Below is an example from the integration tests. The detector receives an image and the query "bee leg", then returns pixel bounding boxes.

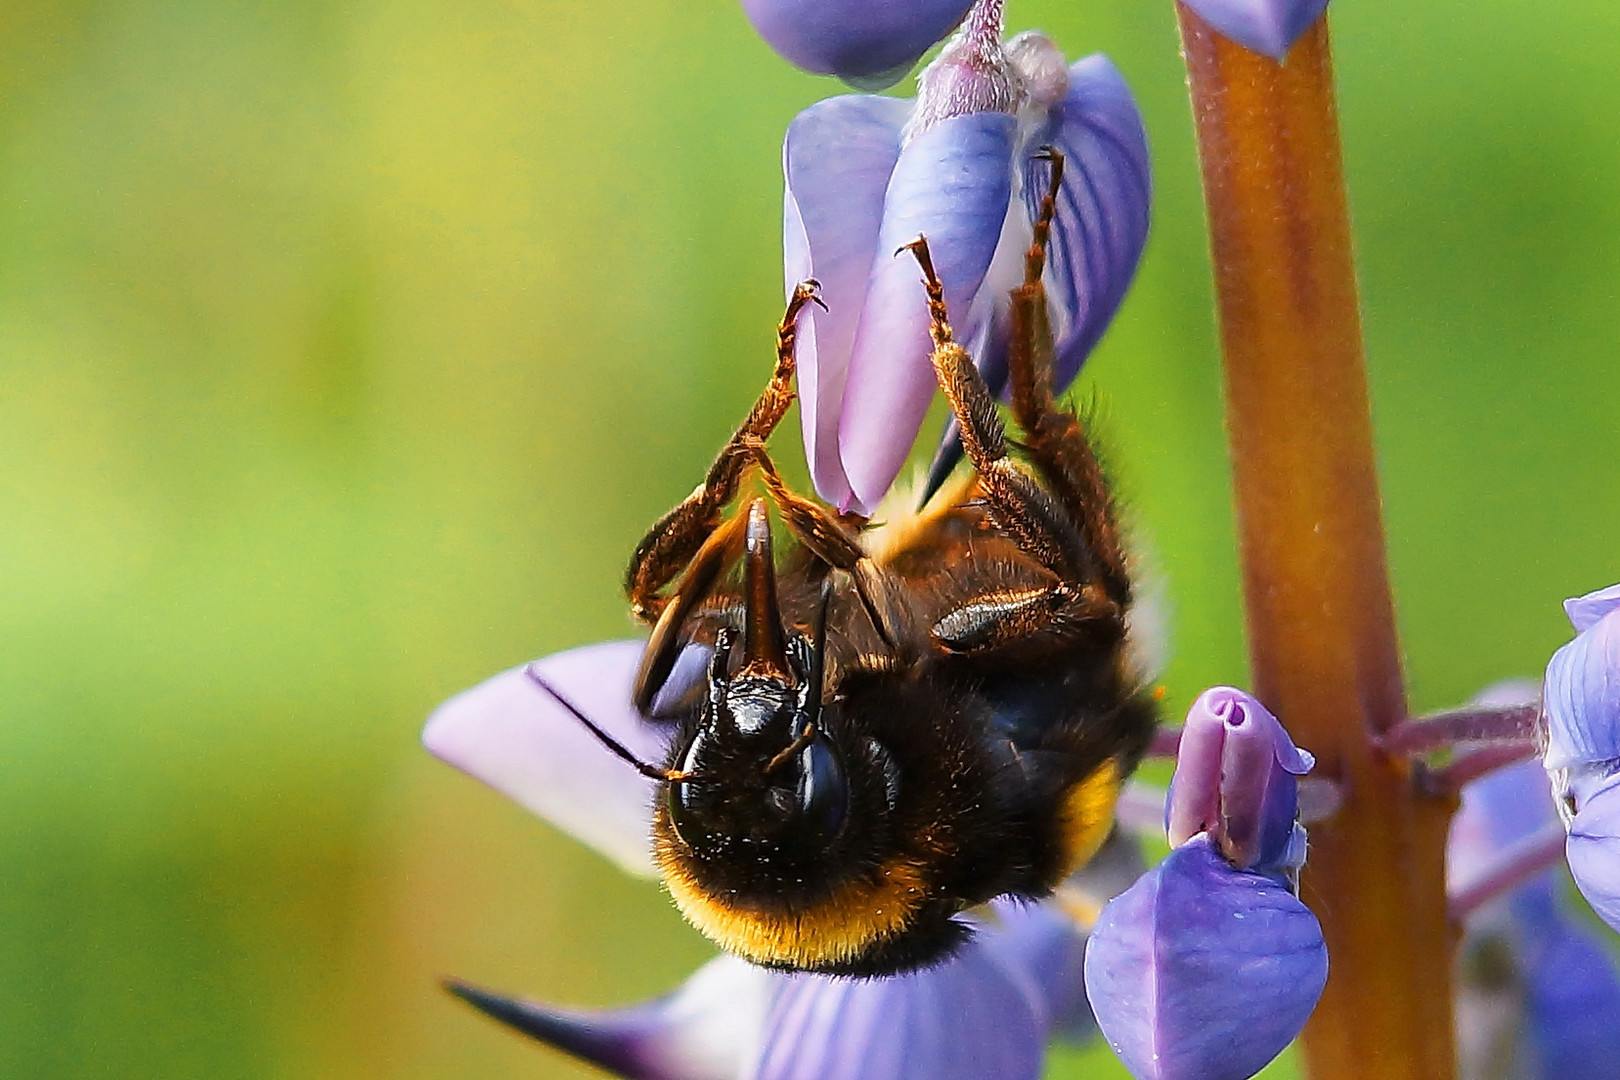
[1003,148,1130,605]
[748,446,897,650]
[903,237,1099,592]
[624,280,825,624]
[632,509,750,715]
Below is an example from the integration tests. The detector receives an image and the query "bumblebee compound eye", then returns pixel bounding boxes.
[793,735,849,847]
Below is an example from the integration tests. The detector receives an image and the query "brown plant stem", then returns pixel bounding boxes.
[1175,9,1457,1080]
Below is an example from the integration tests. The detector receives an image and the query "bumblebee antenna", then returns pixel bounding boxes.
[523,665,701,784]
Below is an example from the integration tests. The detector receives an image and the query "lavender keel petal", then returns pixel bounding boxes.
[783,95,910,507]
[837,111,1016,512]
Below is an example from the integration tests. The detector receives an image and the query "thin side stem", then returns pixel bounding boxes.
[1448,824,1568,923]
[1175,9,1457,1080]
[1381,703,1541,756]
[1419,744,1540,797]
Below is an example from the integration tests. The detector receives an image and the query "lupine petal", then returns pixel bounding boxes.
[748,934,1044,1080]
[449,954,777,1080]
[1566,773,1620,934]
[1521,918,1620,1080]
[984,832,1148,1042]
[1084,836,1327,1080]
[422,640,668,877]
[1166,687,1312,872]
[783,95,911,508]
[1542,598,1620,774]
[740,0,976,86]
[985,900,1092,1041]
[1019,54,1151,391]
[1566,583,1620,633]
[838,111,1016,513]
[1180,0,1331,62]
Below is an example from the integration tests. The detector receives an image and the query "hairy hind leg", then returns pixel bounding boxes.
[1003,148,1130,604]
[902,236,1118,652]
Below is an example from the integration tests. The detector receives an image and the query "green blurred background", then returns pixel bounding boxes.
[0,0,1616,1076]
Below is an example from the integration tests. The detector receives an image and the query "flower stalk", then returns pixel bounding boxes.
[1175,7,1457,1079]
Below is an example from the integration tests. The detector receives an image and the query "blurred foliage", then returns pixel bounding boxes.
[0,0,1616,1077]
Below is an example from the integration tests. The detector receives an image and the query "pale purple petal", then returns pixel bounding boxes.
[984,900,1092,1041]
[1566,583,1620,633]
[1520,918,1620,1080]
[1166,687,1312,871]
[741,0,976,85]
[449,954,776,1080]
[1181,0,1331,62]
[1448,758,1560,904]
[1567,774,1620,934]
[422,641,668,877]
[1084,836,1327,1080]
[1542,599,1620,773]
[1020,54,1151,391]
[783,95,910,508]
[749,935,1043,1080]
[838,111,1017,513]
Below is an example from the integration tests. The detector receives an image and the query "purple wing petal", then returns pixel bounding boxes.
[784,95,911,509]
[1020,54,1151,391]
[449,954,777,1080]
[741,0,976,86]
[422,641,669,877]
[1566,582,1620,633]
[1084,837,1327,1080]
[749,935,1044,1080]
[1543,603,1620,774]
[838,111,1017,513]
[1180,0,1331,62]
[1567,775,1620,934]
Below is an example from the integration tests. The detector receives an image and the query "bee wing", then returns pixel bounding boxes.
[423,640,671,878]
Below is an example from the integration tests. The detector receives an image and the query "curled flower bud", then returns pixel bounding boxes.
[740,0,977,88]
[1166,686,1314,873]
[1085,687,1326,1080]
[1180,0,1331,62]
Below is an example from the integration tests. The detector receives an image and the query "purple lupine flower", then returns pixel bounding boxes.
[1450,743,1620,1080]
[741,0,977,89]
[1542,582,1620,932]
[424,639,1142,1079]
[1179,0,1331,62]
[1084,687,1327,1080]
[783,0,1150,512]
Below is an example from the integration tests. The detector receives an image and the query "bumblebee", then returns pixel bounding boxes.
[540,152,1156,977]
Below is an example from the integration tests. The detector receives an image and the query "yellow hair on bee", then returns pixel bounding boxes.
[1055,757,1124,876]
[655,840,930,970]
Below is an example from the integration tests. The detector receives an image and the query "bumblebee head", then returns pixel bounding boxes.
[650,504,968,976]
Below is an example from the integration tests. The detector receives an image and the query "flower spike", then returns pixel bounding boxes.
[1179,0,1332,62]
